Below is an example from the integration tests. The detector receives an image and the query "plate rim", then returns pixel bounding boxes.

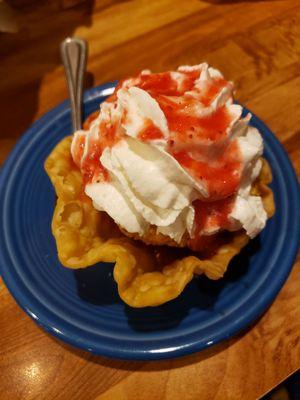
[0,82,299,360]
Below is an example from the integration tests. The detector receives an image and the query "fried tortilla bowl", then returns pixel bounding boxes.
[45,136,275,308]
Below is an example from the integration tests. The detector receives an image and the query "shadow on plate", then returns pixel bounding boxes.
[125,236,261,331]
[74,262,122,306]
[74,237,261,332]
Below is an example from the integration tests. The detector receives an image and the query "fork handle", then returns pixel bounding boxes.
[60,37,87,132]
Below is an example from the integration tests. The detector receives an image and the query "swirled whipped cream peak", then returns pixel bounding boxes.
[71,64,267,249]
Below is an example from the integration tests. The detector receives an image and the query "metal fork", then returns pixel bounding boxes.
[60,37,87,132]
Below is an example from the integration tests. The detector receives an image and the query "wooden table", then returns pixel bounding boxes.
[0,1,299,399]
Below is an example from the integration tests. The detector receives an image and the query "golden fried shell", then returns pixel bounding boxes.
[45,136,274,307]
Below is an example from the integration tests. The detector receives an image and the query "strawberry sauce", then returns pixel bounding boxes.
[159,98,231,142]
[72,134,85,169]
[188,197,234,251]
[81,139,110,184]
[138,119,164,141]
[74,67,241,248]
[83,110,100,130]
[80,119,121,184]
[136,68,241,247]
[200,77,227,106]
[173,140,241,199]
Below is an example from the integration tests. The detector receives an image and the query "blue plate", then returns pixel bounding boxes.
[0,82,299,360]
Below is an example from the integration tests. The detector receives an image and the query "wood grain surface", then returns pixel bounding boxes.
[0,1,299,399]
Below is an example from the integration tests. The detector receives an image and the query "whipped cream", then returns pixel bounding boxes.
[71,64,267,246]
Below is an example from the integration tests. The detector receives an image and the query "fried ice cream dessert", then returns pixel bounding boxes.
[45,64,275,307]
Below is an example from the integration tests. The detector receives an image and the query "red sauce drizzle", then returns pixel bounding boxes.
[189,197,234,251]
[136,70,241,198]
[173,140,241,199]
[158,98,231,142]
[138,72,179,96]
[73,135,85,168]
[181,69,202,92]
[136,69,240,246]
[83,111,100,130]
[140,76,230,143]
[138,119,164,141]
[200,78,227,106]
[81,120,121,185]
[105,79,126,103]
[81,139,110,184]
[76,69,240,248]
[138,69,201,97]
